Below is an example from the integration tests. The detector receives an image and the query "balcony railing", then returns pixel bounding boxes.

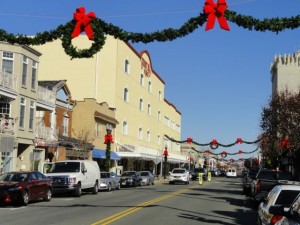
[37,86,56,106]
[0,71,17,92]
[35,125,58,141]
[0,116,15,134]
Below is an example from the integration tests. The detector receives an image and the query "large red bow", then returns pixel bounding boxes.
[163,150,169,156]
[203,0,230,31]
[211,139,218,146]
[279,138,289,149]
[238,150,243,155]
[104,134,114,144]
[236,138,243,144]
[187,137,193,144]
[71,7,96,39]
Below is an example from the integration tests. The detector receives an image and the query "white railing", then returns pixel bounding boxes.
[35,125,58,141]
[0,71,17,92]
[37,86,56,106]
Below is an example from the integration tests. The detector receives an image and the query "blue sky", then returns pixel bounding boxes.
[1,0,300,159]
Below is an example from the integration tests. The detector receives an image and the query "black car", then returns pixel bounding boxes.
[120,171,142,187]
[191,168,208,181]
[242,168,259,196]
[219,170,226,177]
[0,171,52,206]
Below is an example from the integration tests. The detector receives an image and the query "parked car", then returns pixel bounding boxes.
[250,168,293,205]
[243,168,259,196]
[226,168,237,178]
[46,160,100,197]
[257,182,300,225]
[191,168,208,181]
[0,171,52,206]
[139,171,155,186]
[219,170,226,177]
[120,171,142,187]
[169,168,190,184]
[269,192,300,225]
[99,172,121,191]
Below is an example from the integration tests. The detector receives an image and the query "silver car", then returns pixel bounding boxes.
[99,172,121,191]
[139,171,155,186]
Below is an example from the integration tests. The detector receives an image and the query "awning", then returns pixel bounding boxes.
[92,149,121,160]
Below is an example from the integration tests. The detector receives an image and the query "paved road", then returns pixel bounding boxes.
[0,176,257,225]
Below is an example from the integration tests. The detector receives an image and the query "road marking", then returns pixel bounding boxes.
[91,185,198,225]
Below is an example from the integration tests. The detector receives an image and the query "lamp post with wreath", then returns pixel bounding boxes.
[104,124,113,172]
[163,146,169,180]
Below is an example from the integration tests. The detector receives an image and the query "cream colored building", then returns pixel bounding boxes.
[271,51,300,94]
[33,35,186,174]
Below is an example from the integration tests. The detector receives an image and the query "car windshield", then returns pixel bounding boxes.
[194,168,205,173]
[140,172,149,176]
[0,173,28,182]
[49,162,80,173]
[122,172,136,176]
[172,169,186,174]
[100,173,110,178]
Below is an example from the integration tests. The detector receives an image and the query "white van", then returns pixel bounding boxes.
[226,168,237,178]
[45,160,100,197]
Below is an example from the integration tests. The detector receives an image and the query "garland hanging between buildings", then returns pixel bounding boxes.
[1,4,300,58]
[165,135,261,149]
[190,147,259,157]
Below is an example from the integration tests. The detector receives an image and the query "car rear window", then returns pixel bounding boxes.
[275,190,300,207]
[140,172,149,176]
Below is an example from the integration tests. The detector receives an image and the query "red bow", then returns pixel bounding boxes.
[211,139,218,146]
[205,150,211,154]
[187,137,193,144]
[203,0,230,31]
[104,134,114,144]
[163,150,169,156]
[236,138,243,144]
[238,150,243,155]
[279,138,289,149]
[71,7,96,39]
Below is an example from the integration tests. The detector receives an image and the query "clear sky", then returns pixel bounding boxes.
[1,0,300,160]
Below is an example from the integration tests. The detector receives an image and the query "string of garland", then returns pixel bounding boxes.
[1,9,300,58]
[164,134,261,149]
[191,147,259,156]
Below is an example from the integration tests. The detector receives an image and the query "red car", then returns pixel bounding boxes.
[0,171,52,206]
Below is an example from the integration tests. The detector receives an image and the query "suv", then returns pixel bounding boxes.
[191,168,208,181]
[169,168,190,184]
[250,168,293,205]
[46,160,100,197]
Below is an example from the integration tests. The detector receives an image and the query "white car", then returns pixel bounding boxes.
[169,168,190,184]
[257,182,300,225]
[226,168,237,178]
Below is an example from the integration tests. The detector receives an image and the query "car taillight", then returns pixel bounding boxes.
[5,195,11,203]
[270,215,283,225]
[256,181,261,192]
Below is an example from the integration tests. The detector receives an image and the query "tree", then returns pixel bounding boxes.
[72,129,95,159]
[259,89,300,171]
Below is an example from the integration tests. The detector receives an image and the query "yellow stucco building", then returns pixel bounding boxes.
[33,35,186,174]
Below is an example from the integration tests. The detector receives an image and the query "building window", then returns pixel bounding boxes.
[95,122,101,138]
[122,121,128,135]
[0,103,10,116]
[147,131,150,142]
[159,91,162,101]
[29,101,35,130]
[158,111,161,121]
[148,81,152,92]
[2,51,13,74]
[140,74,144,86]
[19,97,26,128]
[139,98,143,111]
[138,128,142,140]
[157,135,160,145]
[22,56,28,86]
[62,113,69,136]
[31,61,37,90]
[147,104,151,116]
[164,116,169,127]
[123,88,129,102]
[124,59,130,74]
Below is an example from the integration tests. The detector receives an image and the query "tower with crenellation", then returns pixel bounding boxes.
[270,51,300,95]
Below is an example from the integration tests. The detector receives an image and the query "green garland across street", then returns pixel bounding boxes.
[0,10,300,58]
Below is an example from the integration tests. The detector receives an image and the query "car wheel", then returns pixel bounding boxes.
[107,183,111,191]
[43,188,52,201]
[92,182,99,194]
[169,181,173,184]
[74,183,82,197]
[21,191,29,206]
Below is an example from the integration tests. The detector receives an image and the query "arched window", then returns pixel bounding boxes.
[157,135,161,145]
[123,88,129,102]
[124,59,130,74]
[158,91,162,101]
[148,81,152,92]
[140,74,144,86]
[147,104,151,116]
[138,128,143,140]
[147,131,151,142]
[139,98,143,111]
[158,110,161,121]
[122,121,128,135]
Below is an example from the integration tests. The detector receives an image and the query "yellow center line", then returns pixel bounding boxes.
[91,185,199,225]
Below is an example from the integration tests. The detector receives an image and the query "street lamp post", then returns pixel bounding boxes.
[163,146,169,180]
[104,124,113,172]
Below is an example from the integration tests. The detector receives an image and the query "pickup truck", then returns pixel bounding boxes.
[250,168,293,205]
